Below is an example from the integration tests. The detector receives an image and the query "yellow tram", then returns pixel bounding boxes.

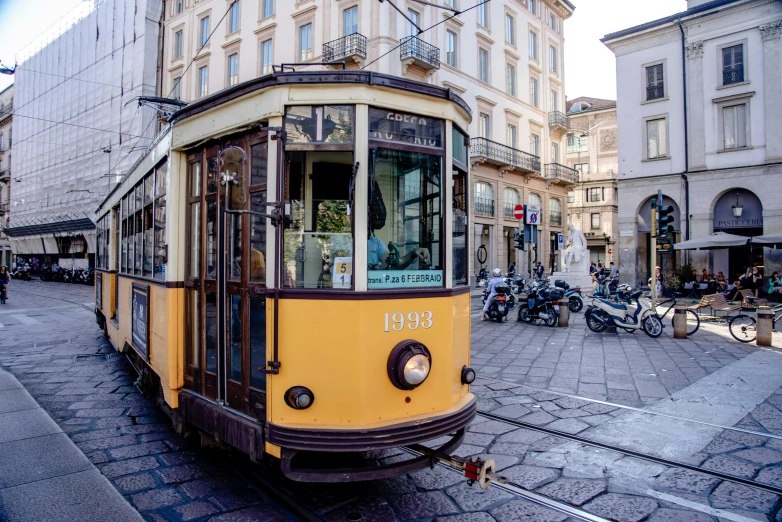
[93,70,475,481]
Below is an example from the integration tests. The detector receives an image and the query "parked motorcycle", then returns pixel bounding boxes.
[584,291,663,337]
[12,264,31,281]
[517,281,562,327]
[483,282,512,322]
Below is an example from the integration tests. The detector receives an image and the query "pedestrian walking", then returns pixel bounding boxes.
[508,261,516,276]
[609,261,617,279]
[0,266,9,299]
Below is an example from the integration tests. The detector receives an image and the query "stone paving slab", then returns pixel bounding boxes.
[0,366,143,522]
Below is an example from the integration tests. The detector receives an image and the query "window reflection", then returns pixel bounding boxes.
[283,151,353,289]
[205,292,217,372]
[229,295,242,382]
[250,297,266,390]
[367,149,443,289]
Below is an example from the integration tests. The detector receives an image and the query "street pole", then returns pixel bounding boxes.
[650,190,661,310]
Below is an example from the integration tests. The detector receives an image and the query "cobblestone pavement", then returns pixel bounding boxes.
[2,282,782,521]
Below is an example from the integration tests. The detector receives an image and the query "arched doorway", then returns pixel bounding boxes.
[713,189,763,280]
[637,194,682,282]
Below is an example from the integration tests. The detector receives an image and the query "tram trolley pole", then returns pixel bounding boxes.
[404,444,507,490]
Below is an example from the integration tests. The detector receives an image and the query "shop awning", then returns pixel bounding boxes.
[674,232,750,250]
[751,233,782,248]
[3,218,95,238]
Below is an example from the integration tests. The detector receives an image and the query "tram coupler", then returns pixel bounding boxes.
[405,444,507,490]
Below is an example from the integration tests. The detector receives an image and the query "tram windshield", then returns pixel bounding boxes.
[367,149,443,289]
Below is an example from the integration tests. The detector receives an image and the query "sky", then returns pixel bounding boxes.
[0,0,689,99]
[0,0,84,91]
[565,0,688,101]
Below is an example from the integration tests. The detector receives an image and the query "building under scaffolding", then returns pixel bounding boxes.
[7,0,162,269]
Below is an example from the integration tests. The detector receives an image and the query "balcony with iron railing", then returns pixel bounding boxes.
[0,104,12,119]
[548,111,569,131]
[544,163,579,185]
[474,197,495,217]
[504,203,520,219]
[723,66,744,85]
[400,36,440,70]
[646,83,665,101]
[0,169,8,181]
[470,137,541,174]
[323,33,367,65]
[549,211,562,226]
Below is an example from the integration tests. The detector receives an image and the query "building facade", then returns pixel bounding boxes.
[8,0,161,267]
[161,0,576,279]
[564,96,618,266]
[603,0,782,286]
[0,85,12,267]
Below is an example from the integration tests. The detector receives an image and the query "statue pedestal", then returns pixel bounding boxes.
[549,249,592,292]
[549,271,594,293]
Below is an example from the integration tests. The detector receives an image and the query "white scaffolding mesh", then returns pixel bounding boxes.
[10,0,162,243]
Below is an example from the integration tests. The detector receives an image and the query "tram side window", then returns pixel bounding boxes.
[154,161,168,280]
[96,214,110,270]
[117,161,168,279]
[453,127,469,286]
[283,151,354,289]
[143,175,154,277]
[367,149,443,289]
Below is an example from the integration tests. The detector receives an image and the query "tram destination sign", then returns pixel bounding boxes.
[369,108,443,149]
[368,270,444,289]
[131,283,150,361]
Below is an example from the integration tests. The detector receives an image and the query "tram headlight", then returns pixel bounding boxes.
[461,366,476,385]
[284,386,315,410]
[387,340,432,390]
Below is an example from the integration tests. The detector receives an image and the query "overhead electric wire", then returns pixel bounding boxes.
[10,113,149,141]
[12,66,122,89]
[108,0,239,187]
[362,0,490,70]
[11,35,147,114]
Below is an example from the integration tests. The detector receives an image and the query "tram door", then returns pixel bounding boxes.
[185,133,270,420]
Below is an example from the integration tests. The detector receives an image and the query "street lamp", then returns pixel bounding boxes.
[0,62,15,75]
[732,192,743,218]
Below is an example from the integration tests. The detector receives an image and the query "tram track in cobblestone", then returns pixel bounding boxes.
[400,446,612,522]
[478,377,782,442]
[477,410,782,498]
[233,459,328,522]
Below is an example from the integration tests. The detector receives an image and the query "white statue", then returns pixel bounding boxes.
[562,223,587,273]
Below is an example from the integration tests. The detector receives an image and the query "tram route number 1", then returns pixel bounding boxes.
[384,311,433,332]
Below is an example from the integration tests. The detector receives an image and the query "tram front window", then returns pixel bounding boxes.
[368,149,443,289]
[283,151,354,289]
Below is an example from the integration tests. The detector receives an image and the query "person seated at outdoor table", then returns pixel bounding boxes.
[767,272,782,301]
[726,280,743,301]
[715,272,727,292]
[699,269,713,282]
[686,269,698,283]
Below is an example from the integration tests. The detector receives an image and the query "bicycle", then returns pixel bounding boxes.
[654,292,700,335]
[728,301,782,343]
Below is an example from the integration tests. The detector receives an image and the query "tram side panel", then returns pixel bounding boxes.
[270,293,472,428]
[108,276,182,407]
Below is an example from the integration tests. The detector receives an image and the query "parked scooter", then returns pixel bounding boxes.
[517,281,562,327]
[476,267,489,288]
[484,282,512,322]
[564,286,584,313]
[584,290,663,337]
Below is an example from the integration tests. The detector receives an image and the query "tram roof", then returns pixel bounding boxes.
[169,70,472,125]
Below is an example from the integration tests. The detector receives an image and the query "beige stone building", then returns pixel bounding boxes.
[564,96,617,266]
[0,84,12,266]
[161,0,577,279]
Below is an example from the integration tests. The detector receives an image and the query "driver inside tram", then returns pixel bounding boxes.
[368,233,430,270]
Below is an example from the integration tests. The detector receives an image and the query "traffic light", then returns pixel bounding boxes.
[657,203,675,238]
[514,230,525,250]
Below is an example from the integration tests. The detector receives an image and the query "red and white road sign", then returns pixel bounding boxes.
[513,204,524,220]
